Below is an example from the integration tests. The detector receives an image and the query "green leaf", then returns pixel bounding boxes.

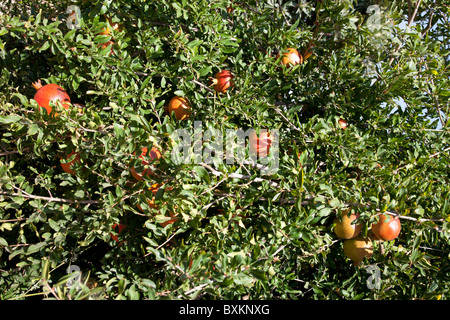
[318,207,332,217]
[39,41,50,52]
[141,279,156,289]
[127,284,140,300]
[233,272,255,286]
[328,198,342,208]
[250,269,267,282]
[0,115,22,124]
[220,39,239,47]
[187,39,203,49]
[48,219,60,231]
[114,123,124,139]
[27,242,46,254]
[194,166,210,184]
[27,123,40,136]
[199,66,212,77]
[0,237,8,246]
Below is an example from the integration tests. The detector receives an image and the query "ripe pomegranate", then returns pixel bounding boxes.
[343,235,373,266]
[249,130,273,157]
[167,96,191,120]
[60,151,81,175]
[99,16,122,36]
[130,146,162,181]
[137,183,178,227]
[32,80,71,115]
[338,118,347,130]
[97,40,115,56]
[371,214,401,241]
[211,70,234,93]
[111,223,126,242]
[333,210,362,239]
[277,48,303,67]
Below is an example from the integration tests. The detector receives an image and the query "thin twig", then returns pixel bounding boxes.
[0,190,102,205]
[0,148,31,156]
[421,6,436,37]
[201,194,227,212]
[43,281,61,300]
[192,79,214,93]
[272,105,302,132]
[429,146,450,158]
[179,283,209,297]
[389,0,422,66]
[408,0,422,27]
[0,218,26,223]
[199,163,280,188]
[154,232,179,251]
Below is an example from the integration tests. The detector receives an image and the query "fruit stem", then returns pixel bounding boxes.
[32,79,43,91]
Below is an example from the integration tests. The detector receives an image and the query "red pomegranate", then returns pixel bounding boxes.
[338,118,347,130]
[60,151,81,175]
[32,80,71,115]
[371,214,401,241]
[97,40,115,56]
[249,130,273,157]
[111,223,126,242]
[211,70,234,93]
[130,146,162,181]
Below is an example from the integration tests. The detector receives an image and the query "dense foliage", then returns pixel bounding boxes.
[0,0,449,300]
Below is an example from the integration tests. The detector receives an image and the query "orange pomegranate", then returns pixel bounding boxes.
[110,223,126,242]
[159,211,179,227]
[60,151,81,175]
[333,210,363,239]
[137,183,178,227]
[338,118,347,130]
[167,96,191,120]
[99,16,122,36]
[137,183,163,211]
[343,235,373,266]
[277,48,302,67]
[32,80,71,115]
[130,146,162,181]
[97,40,115,56]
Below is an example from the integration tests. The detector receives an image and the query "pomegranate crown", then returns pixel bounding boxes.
[32,79,43,91]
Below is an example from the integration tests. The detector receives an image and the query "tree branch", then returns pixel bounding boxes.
[272,105,302,132]
[0,147,31,156]
[199,162,281,188]
[421,6,436,37]
[429,146,450,158]
[192,79,214,93]
[408,0,422,27]
[0,190,102,204]
[389,0,422,66]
